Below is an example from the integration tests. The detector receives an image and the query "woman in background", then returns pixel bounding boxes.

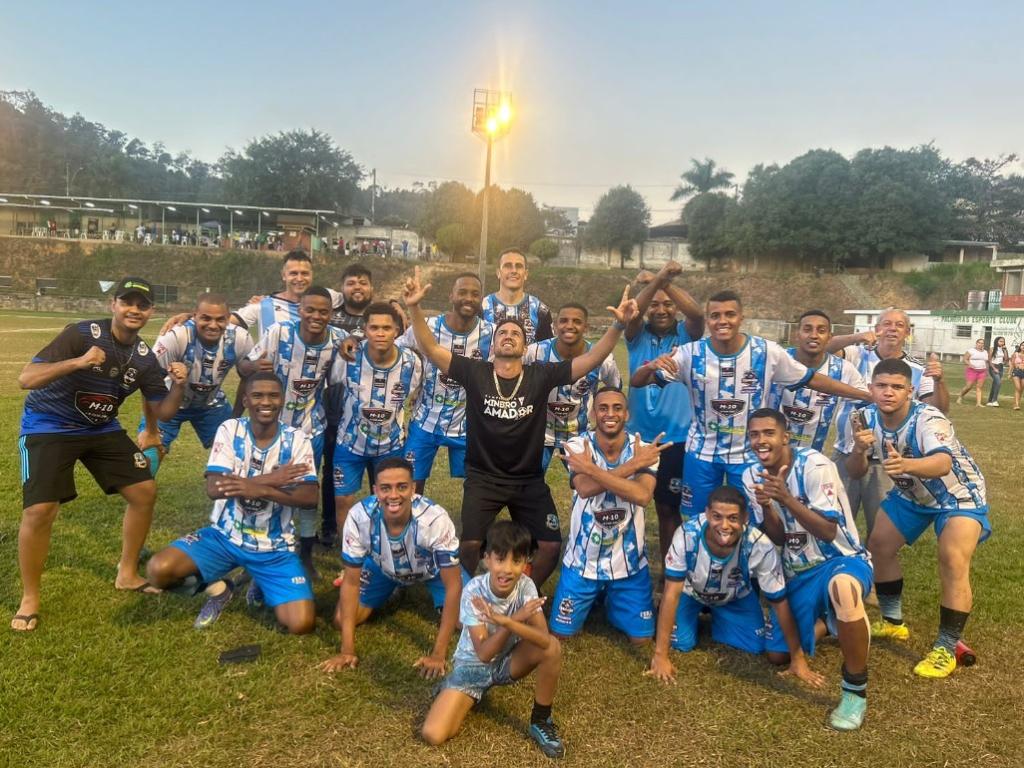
[957,338,989,407]
[1010,342,1024,411]
[986,336,1007,406]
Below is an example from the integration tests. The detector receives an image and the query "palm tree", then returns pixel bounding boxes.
[671,157,735,201]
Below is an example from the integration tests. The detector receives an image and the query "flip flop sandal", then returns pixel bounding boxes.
[11,613,39,632]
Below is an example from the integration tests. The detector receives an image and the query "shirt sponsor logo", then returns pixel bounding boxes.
[547,401,577,420]
[710,398,745,417]
[291,379,319,396]
[720,363,735,378]
[784,531,807,553]
[361,407,394,425]
[894,476,915,491]
[74,391,118,424]
[782,405,815,424]
[593,507,628,528]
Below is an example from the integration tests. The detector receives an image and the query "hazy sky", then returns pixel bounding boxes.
[3,1,1022,223]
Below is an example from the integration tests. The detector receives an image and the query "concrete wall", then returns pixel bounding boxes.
[547,237,701,270]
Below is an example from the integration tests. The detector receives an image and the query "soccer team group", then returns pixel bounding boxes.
[13,249,989,757]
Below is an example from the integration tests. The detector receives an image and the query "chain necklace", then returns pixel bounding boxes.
[492,366,525,401]
[109,331,135,381]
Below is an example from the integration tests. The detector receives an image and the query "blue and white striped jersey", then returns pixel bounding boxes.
[152,320,253,410]
[233,289,342,337]
[849,401,986,510]
[768,349,866,452]
[524,339,622,448]
[833,346,933,454]
[454,573,538,666]
[341,494,460,582]
[658,336,813,463]
[205,418,318,552]
[741,448,868,578]
[562,431,657,580]
[664,517,787,603]
[248,321,347,437]
[332,342,423,456]
[398,315,494,437]
[481,293,552,345]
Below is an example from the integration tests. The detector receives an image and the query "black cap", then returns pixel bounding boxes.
[113,277,154,302]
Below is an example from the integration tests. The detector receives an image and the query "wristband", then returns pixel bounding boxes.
[612,320,626,331]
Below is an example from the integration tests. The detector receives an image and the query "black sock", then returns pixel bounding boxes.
[936,605,970,653]
[874,578,903,623]
[841,665,868,699]
[531,701,552,724]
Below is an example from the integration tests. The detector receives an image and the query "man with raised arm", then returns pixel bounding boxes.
[404,266,638,589]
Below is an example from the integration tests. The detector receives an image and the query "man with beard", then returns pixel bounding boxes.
[399,273,494,494]
[481,248,553,345]
[549,388,665,644]
[404,267,637,588]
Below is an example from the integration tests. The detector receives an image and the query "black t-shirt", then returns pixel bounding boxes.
[447,355,573,483]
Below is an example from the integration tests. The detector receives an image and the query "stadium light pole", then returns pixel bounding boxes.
[472,90,512,288]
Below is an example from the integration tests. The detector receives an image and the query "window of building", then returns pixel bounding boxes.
[954,325,973,339]
[1005,270,1022,296]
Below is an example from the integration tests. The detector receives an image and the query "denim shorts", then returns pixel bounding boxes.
[438,655,515,702]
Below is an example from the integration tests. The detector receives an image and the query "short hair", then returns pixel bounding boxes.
[363,301,402,326]
[494,317,527,338]
[872,358,913,381]
[707,289,742,308]
[341,263,372,282]
[283,249,311,265]
[453,271,481,285]
[481,520,535,560]
[875,307,910,328]
[593,385,627,403]
[374,457,414,479]
[195,292,229,310]
[302,286,333,303]
[797,308,831,327]
[497,247,527,265]
[748,407,788,431]
[707,486,748,515]
[557,302,589,319]
[245,371,284,393]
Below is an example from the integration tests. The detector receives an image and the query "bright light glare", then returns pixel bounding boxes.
[498,102,511,123]
[486,116,498,134]
[84,201,95,208]
[166,205,177,212]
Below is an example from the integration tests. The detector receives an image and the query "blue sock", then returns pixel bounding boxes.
[935,605,969,653]
[874,579,903,623]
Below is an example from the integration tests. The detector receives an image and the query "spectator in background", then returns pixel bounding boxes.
[985,336,1007,407]
[1011,342,1024,411]
[957,339,989,407]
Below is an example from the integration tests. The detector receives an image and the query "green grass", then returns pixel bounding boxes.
[1,309,1022,767]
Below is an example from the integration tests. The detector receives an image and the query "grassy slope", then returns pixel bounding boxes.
[1,310,1021,768]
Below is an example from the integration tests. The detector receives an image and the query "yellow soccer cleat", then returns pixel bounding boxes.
[870,619,910,641]
[914,646,957,679]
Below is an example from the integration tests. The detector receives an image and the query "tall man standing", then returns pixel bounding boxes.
[481,248,553,345]
[404,267,637,588]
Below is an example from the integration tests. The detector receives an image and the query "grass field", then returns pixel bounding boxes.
[1,309,1021,768]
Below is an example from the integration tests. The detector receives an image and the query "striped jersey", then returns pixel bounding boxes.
[741,448,868,578]
[524,339,622,448]
[398,315,494,437]
[658,335,813,463]
[768,349,866,452]
[205,418,318,552]
[152,320,253,410]
[341,494,460,582]
[248,321,347,437]
[233,289,342,337]
[332,342,423,456]
[454,573,538,666]
[833,346,933,454]
[664,518,787,603]
[626,322,694,443]
[850,401,986,510]
[562,431,657,580]
[481,293,552,345]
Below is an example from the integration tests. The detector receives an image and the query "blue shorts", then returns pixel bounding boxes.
[357,557,465,610]
[765,556,873,655]
[681,456,748,518]
[170,526,313,608]
[139,402,232,452]
[881,493,992,546]
[549,567,655,639]
[439,655,515,702]
[404,422,466,481]
[332,445,403,495]
[670,589,767,654]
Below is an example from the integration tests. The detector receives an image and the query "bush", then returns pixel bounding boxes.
[528,237,560,262]
[435,222,472,261]
[901,262,1000,302]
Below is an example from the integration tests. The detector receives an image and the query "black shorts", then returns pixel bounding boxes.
[460,473,562,543]
[653,442,687,508]
[20,430,153,508]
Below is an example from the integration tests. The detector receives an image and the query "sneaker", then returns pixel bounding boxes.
[529,718,565,758]
[955,639,977,667]
[245,581,265,609]
[870,619,910,641]
[194,583,234,629]
[914,646,956,678]
[828,690,867,731]
[986,401,1000,407]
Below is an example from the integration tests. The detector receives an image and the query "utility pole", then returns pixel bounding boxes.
[371,168,376,223]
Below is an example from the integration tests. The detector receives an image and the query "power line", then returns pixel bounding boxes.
[377,169,677,189]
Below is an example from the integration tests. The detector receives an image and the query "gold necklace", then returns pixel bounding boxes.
[492,367,524,400]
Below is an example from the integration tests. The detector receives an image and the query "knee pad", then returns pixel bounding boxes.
[828,573,866,623]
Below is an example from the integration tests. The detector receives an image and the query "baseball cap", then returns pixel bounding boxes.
[113,277,154,303]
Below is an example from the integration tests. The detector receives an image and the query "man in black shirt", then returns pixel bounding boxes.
[404,267,638,588]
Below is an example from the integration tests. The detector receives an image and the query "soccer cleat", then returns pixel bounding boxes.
[870,619,910,641]
[914,646,957,678]
[955,639,977,667]
[529,718,565,759]
[194,583,234,629]
[828,690,867,731]
[245,581,265,609]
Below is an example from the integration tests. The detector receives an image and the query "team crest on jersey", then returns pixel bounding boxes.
[558,598,574,618]
[333,466,345,484]
[711,398,745,417]
[361,407,394,425]
[74,391,118,424]
[137,340,149,355]
[784,531,807,552]
[547,402,577,420]
[90,322,101,339]
[390,382,407,403]
[782,405,814,424]
[593,507,628,528]
[740,370,760,394]
[471,348,483,359]
[122,367,138,386]
[133,451,147,469]
[894,477,914,491]
[572,378,592,396]
[291,379,319,396]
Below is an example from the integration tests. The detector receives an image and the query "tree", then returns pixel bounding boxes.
[529,237,561,262]
[476,186,546,261]
[585,185,651,268]
[683,193,736,271]
[671,157,734,203]
[435,222,473,260]
[219,129,363,210]
[949,154,1024,246]
[417,181,476,240]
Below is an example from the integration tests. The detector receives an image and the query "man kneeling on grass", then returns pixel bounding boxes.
[319,458,465,678]
[145,373,318,634]
[421,521,565,759]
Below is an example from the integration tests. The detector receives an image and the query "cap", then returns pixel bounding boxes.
[113,277,154,302]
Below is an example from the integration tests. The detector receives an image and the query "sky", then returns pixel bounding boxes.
[3,1,1023,224]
